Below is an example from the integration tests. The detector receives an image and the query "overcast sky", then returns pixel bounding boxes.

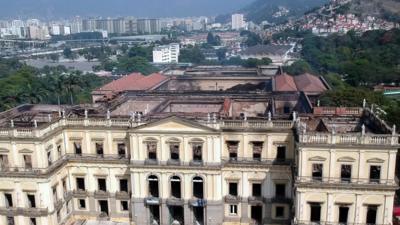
[0,0,252,19]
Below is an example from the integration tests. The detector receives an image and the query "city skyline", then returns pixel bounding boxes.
[0,0,251,20]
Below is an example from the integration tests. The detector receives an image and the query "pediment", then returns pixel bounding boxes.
[19,148,33,153]
[367,158,385,163]
[337,156,356,162]
[0,148,9,153]
[308,156,326,162]
[133,116,217,133]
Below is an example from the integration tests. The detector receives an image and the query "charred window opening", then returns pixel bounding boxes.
[47,149,52,166]
[62,178,67,193]
[121,201,128,211]
[252,183,262,197]
[341,165,352,182]
[229,182,238,196]
[27,194,36,208]
[310,203,321,222]
[252,142,263,160]
[170,143,180,160]
[119,179,128,192]
[192,144,203,161]
[277,146,286,161]
[169,206,184,225]
[74,142,82,155]
[96,143,104,156]
[366,205,377,225]
[98,200,109,216]
[275,184,286,198]
[193,176,204,199]
[52,187,57,201]
[117,143,126,158]
[251,205,263,224]
[98,178,107,192]
[147,142,157,160]
[76,178,85,191]
[30,218,36,225]
[7,217,14,225]
[0,154,9,169]
[57,145,62,158]
[170,176,181,198]
[369,166,381,183]
[312,164,323,181]
[275,206,285,218]
[79,199,86,209]
[339,206,349,224]
[5,193,13,207]
[227,141,239,160]
[23,155,32,169]
[149,205,160,225]
[148,175,159,197]
[193,206,204,225]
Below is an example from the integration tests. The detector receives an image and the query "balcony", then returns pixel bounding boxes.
[0,207,48,217]
[224,195,241,203]
[166,197,184,206]
[144,159,159,165]
[94,190,110,198]
[66,154,130,163]
[189,198,207,207]
[189,160,204,166]
[167,159,181,166]
[247,196,264,205]
[116,191,130,199]
[144,197,160,205]
[296,176,397,188]
[222,157,292,166]
[72,189,88,197]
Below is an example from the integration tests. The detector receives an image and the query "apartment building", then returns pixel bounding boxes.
[0,68,397,225]
[153,43,180,64]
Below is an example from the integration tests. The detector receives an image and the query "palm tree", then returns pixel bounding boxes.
[63,72,83,105]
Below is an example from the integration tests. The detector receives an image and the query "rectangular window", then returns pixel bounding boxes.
[277,146,286,160]
[252,142,263,160]
[252,183,261,197]
[74,142,82,155]
[310,203,321,222]
[275,206,285,218]
[366,205,377,225]
[7,217,14,225]
[23,155,32,169]
[121,201,129,211]
[341,165,352,182]
[96,143,104,156]
[227,141,239,160]
[29,218,36,225]
[5,193,13,207]
[47,150,52,166]
[312,164,323,181]
[79,199,86,209]
[76,177,85,191]
[229,182,238,196]
[192,144,203,161]
[229,204,238,215]
[369,166,381,183]
[339,206,349,224]
[275,184,286,198]
[27,194,36,208]
[0,154,9,169]
[147,142,157,160]
[117,143,126,158]
[120,179,128,192]
[98,178,107,192]
[170,143,180,160]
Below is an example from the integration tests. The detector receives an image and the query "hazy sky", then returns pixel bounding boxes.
[0,0,252,19]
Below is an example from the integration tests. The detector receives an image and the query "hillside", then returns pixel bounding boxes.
[335,0,400,22]
[239,0,328,24]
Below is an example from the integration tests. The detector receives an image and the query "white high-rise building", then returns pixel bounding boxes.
[153,43,180,64]
[231,13,245,30]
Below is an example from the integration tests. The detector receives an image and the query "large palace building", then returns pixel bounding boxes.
[0,66,398,225]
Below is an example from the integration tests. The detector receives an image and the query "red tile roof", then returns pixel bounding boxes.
[98,73,168,93]
[274,73,297,92]
[294,73,327,93]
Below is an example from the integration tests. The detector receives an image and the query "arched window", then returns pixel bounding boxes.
[170,176,181,198]
[193,176,204,199]
[148,175,159,197]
